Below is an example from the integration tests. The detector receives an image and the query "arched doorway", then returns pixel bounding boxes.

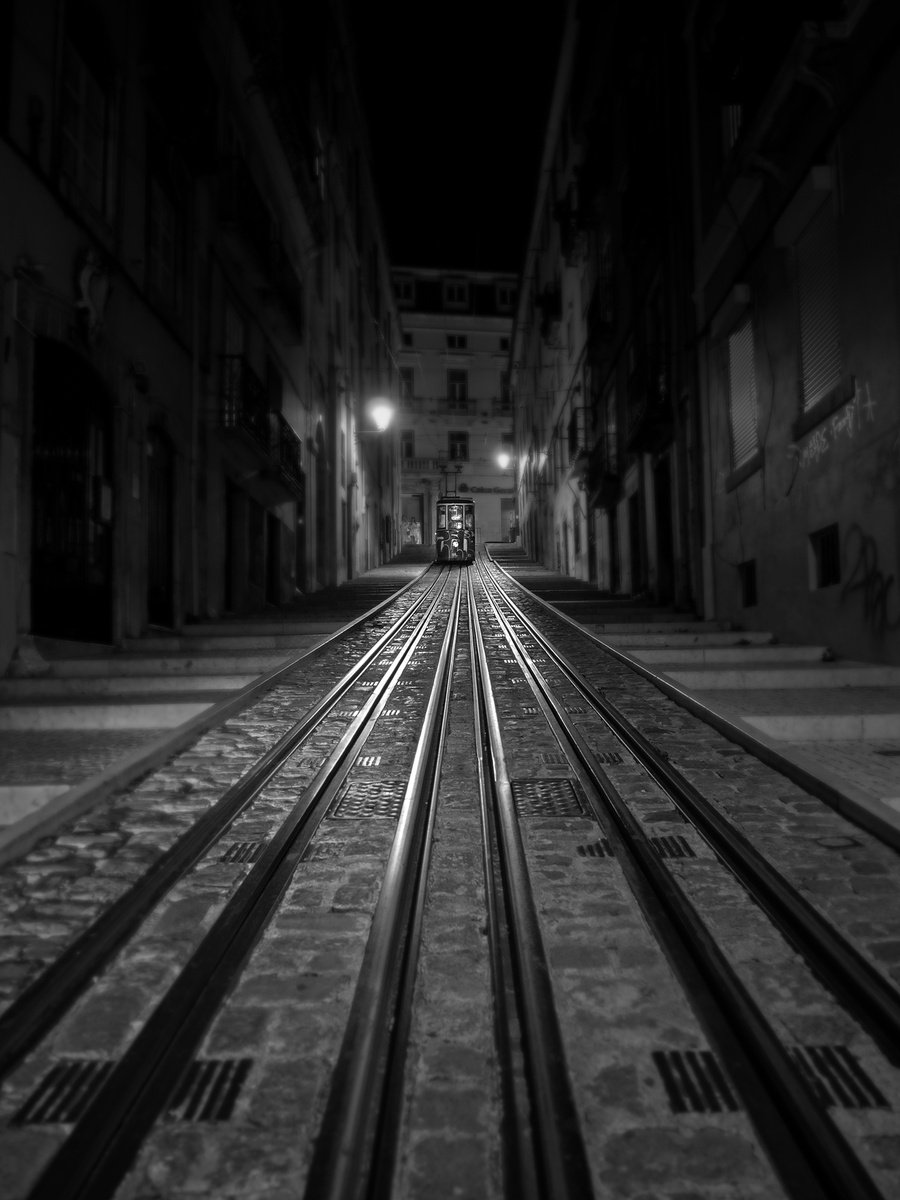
[31,338,114,642]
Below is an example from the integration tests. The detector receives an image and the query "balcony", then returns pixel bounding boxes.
[220,356,304,503]
[403,457,447,474]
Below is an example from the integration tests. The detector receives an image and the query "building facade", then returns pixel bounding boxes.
[0,0,398,673]
[686,0,900,664]
[512,0,900,664]
[395,267,517,549]
[510,1,699,607]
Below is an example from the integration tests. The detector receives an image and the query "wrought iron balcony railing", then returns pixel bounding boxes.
[221,355,269,452]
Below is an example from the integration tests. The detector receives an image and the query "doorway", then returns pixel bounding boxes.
[31,338,113,642]
[147,428,175,627]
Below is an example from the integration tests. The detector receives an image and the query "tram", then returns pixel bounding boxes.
[435,495,475,563]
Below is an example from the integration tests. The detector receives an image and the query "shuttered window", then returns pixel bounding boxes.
[797,200,841,412]
[727,315,758,468]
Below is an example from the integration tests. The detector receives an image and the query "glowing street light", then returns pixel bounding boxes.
[496,450,512,470]
[369,399,394,432]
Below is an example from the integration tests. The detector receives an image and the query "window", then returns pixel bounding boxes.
[447,369,468,408]
[446,333,467,350]
[401,428,414,459]
[444,279,469,308]
[797,201,842,412]
[399,366,414,399]
[498,370,511,414]
[60,36,117,219]
[727,314,758,468]
[448,431,469,460]
[395,278,414,306]
[403,332,413,347]
[500,336,509,351]
[146,130,186,313]
[809,524,840,588]
[497,284,515,311]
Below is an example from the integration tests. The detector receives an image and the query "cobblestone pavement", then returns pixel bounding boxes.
[0,554,898,1198]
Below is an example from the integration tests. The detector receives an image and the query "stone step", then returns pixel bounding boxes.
[664,662,900,690]
[122,632,338,652]
[0,673,258,699]
[591,628,773,645]
[630,644,826,665]
[744,713,900,740]
[22,651,299,677]
[0,697,219,731]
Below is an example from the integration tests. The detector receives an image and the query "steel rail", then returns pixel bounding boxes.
[475,564,885,1200]
[22,572,457,1200]
[303,570,463,1200]
[468,571,596,1200]
[469,580,544,1200]
[480,556,900,1066]
[0,569,446,1083]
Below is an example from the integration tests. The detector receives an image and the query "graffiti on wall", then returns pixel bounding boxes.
[841,523,900,635]
[798,380,877,469]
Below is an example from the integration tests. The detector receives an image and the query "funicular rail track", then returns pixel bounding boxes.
[1,553,898,1199]
[474,553,900,1199]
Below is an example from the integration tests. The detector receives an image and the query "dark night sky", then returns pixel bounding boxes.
[346,1,565,275]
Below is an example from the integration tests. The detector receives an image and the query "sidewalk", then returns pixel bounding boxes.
[488,545,900,850]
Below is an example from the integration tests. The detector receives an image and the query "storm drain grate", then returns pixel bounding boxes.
[334,709,359,719]
[356,754,382,767]
[220,841,266,864]
[652,1049,739,1114]
[511,778,585,817]
[328,780,406,819]
[565,705,587,714]
[651,835,697,860]
[382,708,401,717]
[595,751,624,765]
[540,752,568,765]
[166,1058,253,1122]
[577,839,614,858]
[788,1045,889,1109]
[521,706,538,715]
[358,680,377,689]
[13,1059,115,1124]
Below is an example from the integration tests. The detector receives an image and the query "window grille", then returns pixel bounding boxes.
[798,201,842,412]
[727,315,758,468]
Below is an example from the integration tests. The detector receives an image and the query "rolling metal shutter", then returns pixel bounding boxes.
[728,315,758,468]
[798,200,842,411]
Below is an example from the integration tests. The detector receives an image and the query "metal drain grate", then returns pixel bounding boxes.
[166,1058,253,1122]
[382,708,401,717]
[334,709,359,719]
[521,706,538,715]
[651,835,696,860]
[577,839,614,858]
[540,752,567,765]
[788,1045,889,1109]
[356,754,382,767]
[565,705,586,714]
[220,841,266,864]
[595,751,624,765]
[511,778,585,817]
[13,1059,115,1124]
[652,1049,739,1114]
[328,780,406,819]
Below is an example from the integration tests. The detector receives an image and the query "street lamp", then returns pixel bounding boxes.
[368,398,394,433]
[496,450,512,470]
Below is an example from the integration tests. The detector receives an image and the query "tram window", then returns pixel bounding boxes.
[465,511,474,529]
[437,505,447,526]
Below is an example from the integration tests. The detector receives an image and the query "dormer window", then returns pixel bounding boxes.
[444,279,469,309]
[395,278,414,306]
